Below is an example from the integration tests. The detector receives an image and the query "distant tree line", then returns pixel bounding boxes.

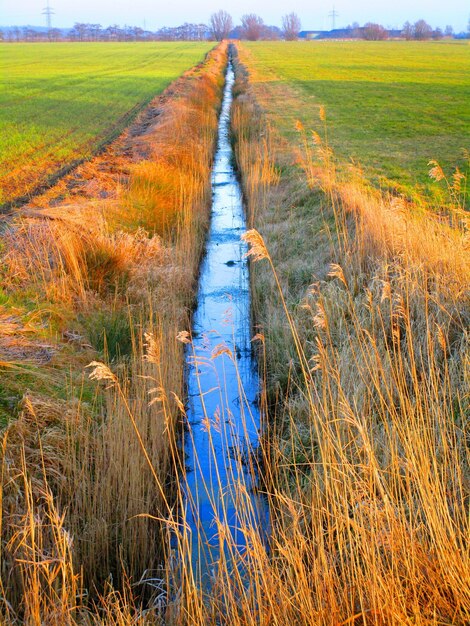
[351,20,449,41]
[0,22,210,42]
[1,12,469,42]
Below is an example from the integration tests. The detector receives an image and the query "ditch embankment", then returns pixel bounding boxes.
[229,41,470,624]
[0,43,227,622]
[1,38,468,625]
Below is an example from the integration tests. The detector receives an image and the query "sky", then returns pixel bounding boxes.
[2,0,469,32]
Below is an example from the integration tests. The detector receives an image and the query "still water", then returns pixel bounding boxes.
[181,56,269,586]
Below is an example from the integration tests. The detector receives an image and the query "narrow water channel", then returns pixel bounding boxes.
[181,54,269,585]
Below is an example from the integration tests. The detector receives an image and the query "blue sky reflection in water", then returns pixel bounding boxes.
[179,58,269,586]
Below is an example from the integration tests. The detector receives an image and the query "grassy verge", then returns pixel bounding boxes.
[228,42,470,624]
[0,42,213,207]
[0,43,226,623]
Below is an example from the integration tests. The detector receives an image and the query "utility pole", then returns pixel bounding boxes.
[42,0,54,30]
[328,6,339,30]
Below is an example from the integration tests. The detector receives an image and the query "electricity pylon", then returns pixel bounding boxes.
[329,6,339,30]
[42,0,54,30]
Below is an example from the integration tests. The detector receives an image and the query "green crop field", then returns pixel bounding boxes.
[241,41,470,204]
[0,42,213,205]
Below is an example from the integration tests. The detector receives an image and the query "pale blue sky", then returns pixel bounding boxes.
[2,0,469,31]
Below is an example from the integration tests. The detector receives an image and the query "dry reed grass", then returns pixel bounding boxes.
[1,40,468,625]
[0,43,227,623]
[200,43,470,625]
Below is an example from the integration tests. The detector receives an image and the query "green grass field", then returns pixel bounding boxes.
[0,42,212,205]
[241,41,470,204]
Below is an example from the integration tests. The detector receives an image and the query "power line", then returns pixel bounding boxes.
[328,6,339,30]
[42,0,54,30]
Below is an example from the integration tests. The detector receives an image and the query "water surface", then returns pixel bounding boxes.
[181,57,268,585]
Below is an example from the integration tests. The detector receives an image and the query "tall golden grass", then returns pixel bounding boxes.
[221,44,469,624]
[0,43,227,623]
[1,41,469,625]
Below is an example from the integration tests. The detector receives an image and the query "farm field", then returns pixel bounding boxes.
[240,41,470,204]
[0,35,469,625]
[0,42,212,205]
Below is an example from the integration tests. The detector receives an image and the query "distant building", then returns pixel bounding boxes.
[299,27,408,40]
[299,28,358,39]
[298,30,324,40]
[385,29,403,39]
[320,28,356,39]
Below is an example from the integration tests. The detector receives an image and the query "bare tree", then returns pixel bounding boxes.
[49,27,62,41]
[210,10,233,40]
[71,23,88,41]
[362,23,388,40]
[402,21,413,40]
[413,19,433,40]
[22,27,38,41]
[444,25,454,37]
[264,25,282,40]
[351,22,361,38]
[105,25,121,41]
[130,26,144,41]
[89,24,102,41]
[240,14,264,41]
[282,12,301,40]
